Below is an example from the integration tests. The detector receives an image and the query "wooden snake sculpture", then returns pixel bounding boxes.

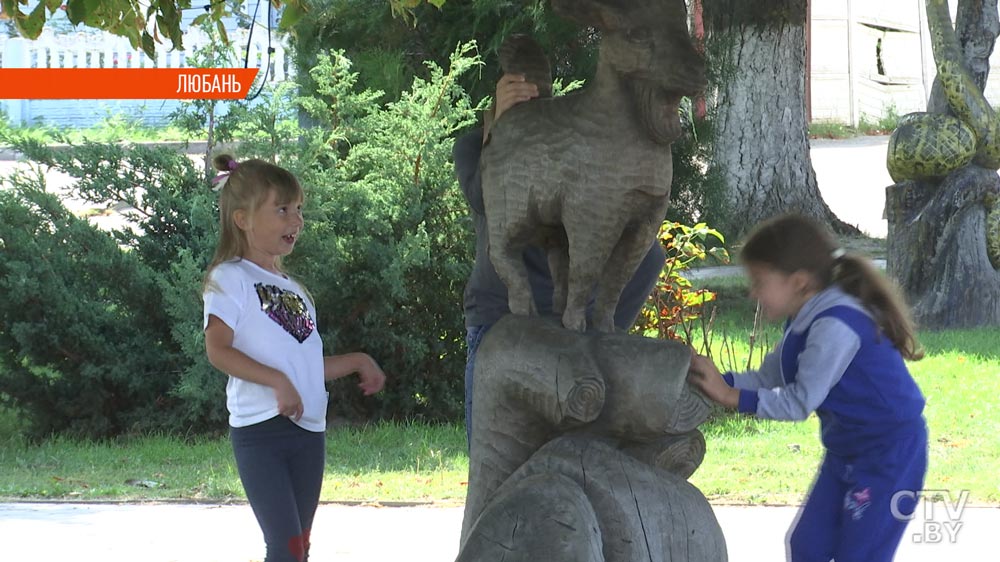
[886,0,1000,267]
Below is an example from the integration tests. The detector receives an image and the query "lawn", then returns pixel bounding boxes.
[691,347,1000,506]
[0,276,997,506]
[688,277,1000,506]
[0,420,470,504]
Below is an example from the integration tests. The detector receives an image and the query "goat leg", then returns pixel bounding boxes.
[563,221,618,332]
[547,235,571,316]
[593,218,662,332]
[487,236,537,316]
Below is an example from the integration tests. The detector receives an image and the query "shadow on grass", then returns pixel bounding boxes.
[919,327,1000,361]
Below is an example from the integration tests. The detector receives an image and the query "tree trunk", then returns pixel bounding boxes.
[460,315,719,560]
[887,167,1000,327]
[706,0,852,237]
[887,0,1000,329]
[928,0,1000,114]
[458,436,727,562]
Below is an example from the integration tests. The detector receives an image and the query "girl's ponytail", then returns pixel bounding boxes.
[833,254,924,361]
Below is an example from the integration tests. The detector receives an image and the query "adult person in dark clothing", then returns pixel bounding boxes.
[453,73,667,444]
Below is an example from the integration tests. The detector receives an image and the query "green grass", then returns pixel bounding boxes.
[687,276,1000,506]
[841,234,887,260]
[0,277,996,506]
[809,121,858,139]
[0,422,468,504]
[858,108,902,136]
[320,422,468,503]
[690,350,1000,506]
[808,110,901,139]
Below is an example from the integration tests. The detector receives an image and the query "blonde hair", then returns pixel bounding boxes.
[202,154,304,292]
[741,214,923,361]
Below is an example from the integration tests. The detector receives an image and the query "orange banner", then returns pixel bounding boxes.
[0,68,260,99]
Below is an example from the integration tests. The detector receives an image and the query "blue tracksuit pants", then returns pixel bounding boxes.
[788,422,927,561]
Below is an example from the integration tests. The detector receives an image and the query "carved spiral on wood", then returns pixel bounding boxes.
[668,386,713,434]
[652,430,707,479]
[620,430,707,480]
[563,376,606,425]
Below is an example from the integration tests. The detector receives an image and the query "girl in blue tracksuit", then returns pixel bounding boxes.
[688,213,928,562]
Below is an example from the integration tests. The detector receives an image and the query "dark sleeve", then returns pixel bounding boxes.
[453,128,485,215]
[613,240,667,330]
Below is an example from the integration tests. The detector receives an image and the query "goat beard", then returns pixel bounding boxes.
[631,80,683,145]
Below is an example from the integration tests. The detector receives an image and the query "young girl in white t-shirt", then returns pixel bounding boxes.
[203,154,385,562]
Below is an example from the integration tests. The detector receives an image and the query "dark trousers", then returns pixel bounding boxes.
[464,324,493,446]
[230,416,326,562]
[788,421,928,561]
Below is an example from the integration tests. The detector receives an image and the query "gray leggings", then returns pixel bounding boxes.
[230,416,325,562]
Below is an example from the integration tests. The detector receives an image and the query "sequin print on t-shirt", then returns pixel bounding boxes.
[254,283,315,343]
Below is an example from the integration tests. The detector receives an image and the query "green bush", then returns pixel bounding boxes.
[0,142,220,438]
[0,43,482,437]
[283,44,483,421]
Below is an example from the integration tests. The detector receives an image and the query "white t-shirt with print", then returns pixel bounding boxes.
[203,259,327,432]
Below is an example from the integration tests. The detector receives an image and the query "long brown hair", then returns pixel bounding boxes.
[741,214,923,360]
[202,154,304,293]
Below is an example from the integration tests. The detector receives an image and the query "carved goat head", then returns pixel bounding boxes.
[551,0,707,143]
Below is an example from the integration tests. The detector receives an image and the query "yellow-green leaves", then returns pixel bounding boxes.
[1,1,309,58]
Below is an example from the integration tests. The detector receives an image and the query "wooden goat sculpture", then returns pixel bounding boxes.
[482,0,706,332]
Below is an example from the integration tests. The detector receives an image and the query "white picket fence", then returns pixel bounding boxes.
[0,28,293,128]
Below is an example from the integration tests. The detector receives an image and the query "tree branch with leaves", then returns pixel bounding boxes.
[0,0,307,56]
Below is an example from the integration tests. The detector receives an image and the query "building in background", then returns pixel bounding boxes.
[810,0,1000,125]
[0,0,287,128]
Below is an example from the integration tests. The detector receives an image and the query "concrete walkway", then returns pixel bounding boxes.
[2,501,997,561]
[810,135,893,238]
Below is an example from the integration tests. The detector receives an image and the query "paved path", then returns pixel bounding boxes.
[810,135,893,238]
[2,501,997,561]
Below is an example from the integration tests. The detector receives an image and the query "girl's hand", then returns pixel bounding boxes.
[274,375,304,421]
[689,353,721,379]
[357,355,386,396]
[687,353,739,409]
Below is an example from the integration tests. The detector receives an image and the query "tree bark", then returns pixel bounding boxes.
[887,167,1000,327]
[460,315,718,558]
[457,472,605,562]
[706,0,853,237]
[888,0,1000,329]
[459,436,727,562]
[928,0,1000,114]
